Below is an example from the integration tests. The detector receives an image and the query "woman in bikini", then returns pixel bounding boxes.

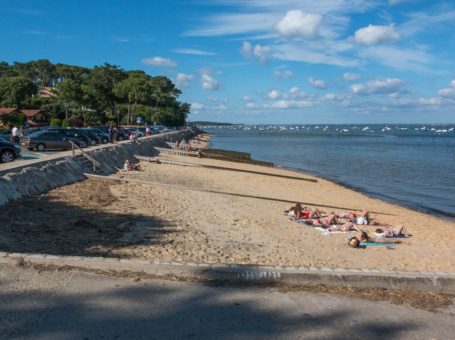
[288,203,323,220]
[373,225,409,238]
[338,210,371,225]
[348,231,403,248]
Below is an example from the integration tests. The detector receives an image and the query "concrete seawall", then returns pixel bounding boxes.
[0,128,199,206]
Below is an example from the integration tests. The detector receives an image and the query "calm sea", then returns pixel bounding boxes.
[203,124,455,220]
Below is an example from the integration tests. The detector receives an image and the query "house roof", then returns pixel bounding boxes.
[0,108,18,115]
[20,109,43,117]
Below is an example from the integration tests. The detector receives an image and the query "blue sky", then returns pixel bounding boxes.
[1,0,455,124]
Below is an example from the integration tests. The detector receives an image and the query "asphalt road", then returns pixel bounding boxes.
[1,263,454,340]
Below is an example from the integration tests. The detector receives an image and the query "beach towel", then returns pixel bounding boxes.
[295,220,355,235]
[360,242,397,247]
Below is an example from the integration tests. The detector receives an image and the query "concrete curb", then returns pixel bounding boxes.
[1,251,454,294]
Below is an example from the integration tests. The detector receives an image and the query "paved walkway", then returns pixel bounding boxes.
[1,263,454,339]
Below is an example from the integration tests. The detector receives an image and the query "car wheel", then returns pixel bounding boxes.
[118,136,124,141]
[90,140,96,146]
[36,143,45,151]
[0,150,15,163]
[102,138,108,143]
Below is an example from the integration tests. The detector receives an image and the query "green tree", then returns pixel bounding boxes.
[0,77,37,107]
[114,71,155,125]
[89,63,127,123]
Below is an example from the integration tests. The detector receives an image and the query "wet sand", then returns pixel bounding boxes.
[1,144,454,273]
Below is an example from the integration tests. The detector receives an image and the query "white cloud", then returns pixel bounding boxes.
[389,0,417,5]
[419,97,441,106]
[287,86,308,98]
[354,24,399,45]
[308,77,326,89]
[246,102,259,109]
[273,42,358,67]
[322,93,343,101]
[201,74,220,90]
[273,69,294,78]
[358,45,431,72]
[175,73,194,87]
[276,10,321,39]
[142,56,177,67]
[191,102,205,110]
[267,89,280,99]
[254,44,272,64]
[173,48,216,56]
[438,79,455,99]
[241,41,253,58]
[351,78,404,95]
[241,41,272,64]
[343,72,360,81]
[398,9,455,38]
[216,103,227,110]
[270,100,314,109]
[182,1,376,38]
[23,30,47,35]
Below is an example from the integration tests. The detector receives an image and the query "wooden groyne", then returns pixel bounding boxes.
[155,147,274,167]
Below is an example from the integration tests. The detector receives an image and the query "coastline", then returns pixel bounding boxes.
[206,133,455,222]
[1,136,454,274]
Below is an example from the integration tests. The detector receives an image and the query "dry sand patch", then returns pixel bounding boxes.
[1,155,454,273]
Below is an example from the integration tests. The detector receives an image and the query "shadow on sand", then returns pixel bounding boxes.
[0,189,177,257]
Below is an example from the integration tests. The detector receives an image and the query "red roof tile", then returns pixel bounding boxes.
[0,108,18,115]
[20,109,42,117]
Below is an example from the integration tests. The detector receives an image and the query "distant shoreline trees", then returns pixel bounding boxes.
[0,59,189,127]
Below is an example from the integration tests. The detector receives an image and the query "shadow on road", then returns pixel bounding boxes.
[0,274,422,339]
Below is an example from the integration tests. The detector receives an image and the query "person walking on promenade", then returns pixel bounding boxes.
[11,125,20,144]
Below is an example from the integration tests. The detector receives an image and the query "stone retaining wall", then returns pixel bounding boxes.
[0,128,199,205]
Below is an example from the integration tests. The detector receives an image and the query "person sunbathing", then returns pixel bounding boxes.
[288,203,323,220]
[373,225,409,238]
[124,160,142,171]
[348,231,403,248]
[327,221,363,233]
[338,210,371,225]
[303,213,338,228]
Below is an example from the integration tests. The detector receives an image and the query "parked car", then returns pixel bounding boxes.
[0,136,21,163]
[129,127,145,138]
[96,126,128,141]
[62,128,96,146]
[115,127,129,141]
[81,128,110,144]
[22,131,87,151]
[0,130,11,139]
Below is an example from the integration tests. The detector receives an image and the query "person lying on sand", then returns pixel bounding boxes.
[124,160,142,171]
[348,231,403,248]
[373,225,410,238]
[286,203,324,219]
[303,215,363,233]
[338,210,370,225]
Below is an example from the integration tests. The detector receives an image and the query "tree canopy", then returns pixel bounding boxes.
[0,59,189,127]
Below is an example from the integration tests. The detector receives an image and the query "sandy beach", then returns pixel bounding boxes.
[1,138,454,273]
